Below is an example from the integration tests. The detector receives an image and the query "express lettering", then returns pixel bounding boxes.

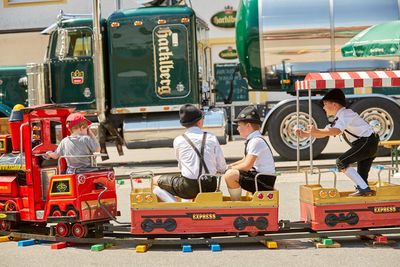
[192,213,217,220]
[373,206,397,213]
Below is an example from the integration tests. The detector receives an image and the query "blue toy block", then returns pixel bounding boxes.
[328,167,339,172]
[182,244,192,252]
[18,239,36,247]
[210,243,221,252]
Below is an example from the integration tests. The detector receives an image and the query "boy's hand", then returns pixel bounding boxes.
[42,151,52,160]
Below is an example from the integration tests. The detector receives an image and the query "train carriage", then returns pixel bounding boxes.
[130,173,279,235]
[295,70,400,231]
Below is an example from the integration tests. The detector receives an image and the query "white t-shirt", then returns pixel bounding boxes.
[173,127,227,180]
[327,107,374,143]
[245,131,275,175]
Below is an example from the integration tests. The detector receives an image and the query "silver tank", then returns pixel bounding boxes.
[258,0,400,88]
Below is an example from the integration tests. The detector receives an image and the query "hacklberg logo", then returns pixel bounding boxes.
[211,6,237,28]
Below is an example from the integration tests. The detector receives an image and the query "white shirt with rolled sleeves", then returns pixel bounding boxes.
[328,107,374,143]
[245,131,276,175]
[173,126,227,180]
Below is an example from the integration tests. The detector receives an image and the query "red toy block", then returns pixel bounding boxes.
[51,242,67,250]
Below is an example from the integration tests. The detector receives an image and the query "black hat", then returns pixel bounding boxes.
[179,104,203,126]
[234,106,261,124]
[321,89,346,107]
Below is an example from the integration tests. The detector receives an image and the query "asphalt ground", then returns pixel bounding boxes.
[1,137,400,266]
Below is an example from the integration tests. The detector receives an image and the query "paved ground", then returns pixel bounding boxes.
[1,138,400,266]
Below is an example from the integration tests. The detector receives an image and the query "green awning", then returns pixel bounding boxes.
[341,20,400,57]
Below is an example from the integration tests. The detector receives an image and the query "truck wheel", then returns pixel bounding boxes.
[350,97,400,156]
[267,102,329,160]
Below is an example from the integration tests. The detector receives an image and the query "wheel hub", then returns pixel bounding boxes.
[360,108,394,140]
[280,112,317,150]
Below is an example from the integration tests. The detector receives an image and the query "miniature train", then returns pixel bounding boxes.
[0,105,400,239]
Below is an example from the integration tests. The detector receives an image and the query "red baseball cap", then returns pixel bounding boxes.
[66,113,92,129]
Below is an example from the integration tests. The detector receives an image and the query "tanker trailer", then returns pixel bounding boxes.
[236,0,400,160]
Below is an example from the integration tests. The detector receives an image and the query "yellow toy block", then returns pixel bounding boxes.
[266,241,278,249]
[0,236,11,242]
[136,244,150,253]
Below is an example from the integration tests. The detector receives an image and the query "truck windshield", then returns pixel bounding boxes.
[55,28,92,59]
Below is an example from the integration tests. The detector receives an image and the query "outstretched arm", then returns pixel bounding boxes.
[296,125,341,139]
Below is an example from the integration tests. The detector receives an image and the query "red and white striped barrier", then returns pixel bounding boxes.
[295,70,400,90]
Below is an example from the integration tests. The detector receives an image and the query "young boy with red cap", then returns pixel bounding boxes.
[46,112,100,174]
[296,89,379,196]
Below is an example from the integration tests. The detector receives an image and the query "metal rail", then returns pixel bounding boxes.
[1,226,400,246]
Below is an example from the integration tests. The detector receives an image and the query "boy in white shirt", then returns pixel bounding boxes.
[223,106,276,201]
[296,89,379,196]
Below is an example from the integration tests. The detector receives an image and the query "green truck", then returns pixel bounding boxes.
[22,0,226,157]
[0,66,27,117]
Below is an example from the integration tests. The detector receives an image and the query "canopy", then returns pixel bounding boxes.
[342,20,400,57]
[295,70,400,90]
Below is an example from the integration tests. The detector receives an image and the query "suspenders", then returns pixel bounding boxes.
[244,136,272,156]
[330,117,361,140]
[182,132,210,178]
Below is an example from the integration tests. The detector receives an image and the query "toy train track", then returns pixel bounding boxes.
[2,224,400,246]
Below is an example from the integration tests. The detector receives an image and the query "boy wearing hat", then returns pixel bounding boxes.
[153,104,227,202]
[223,106,276,201]
[296,89,379,196]
[46,112,100,174]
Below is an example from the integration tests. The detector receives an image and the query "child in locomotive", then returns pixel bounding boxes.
[223,106,276,201]
[45,112,100,174]
[295,89,379,196]
[152,104,227,202]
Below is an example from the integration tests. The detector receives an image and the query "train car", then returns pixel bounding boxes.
[296,71,400,231]
[0,105,118,238]
[129,174,279,235]
[300,181,400,231]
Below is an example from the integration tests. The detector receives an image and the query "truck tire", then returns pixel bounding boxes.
[266,101,329,160]
[349,97,400,156]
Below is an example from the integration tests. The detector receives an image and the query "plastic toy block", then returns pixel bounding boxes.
[315,240,341,248]
[51,242,67,250]
[17,239,36,247]
[373,235,389,245]
[182,244,192,252]
[210,243,221,252]
[116,180,125,185]
[0,236,11,242]
[104,243,114,248]
[136,244,150,253]
[322,238,333,245]
[265,241,278,249]
[91,244,105,252]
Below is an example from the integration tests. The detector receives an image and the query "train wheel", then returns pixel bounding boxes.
[51,208,62,217]
[0,220,12,231]
[350,97,400,156]
[267,102,329,160]
[71,223,88,238]
[4,200,17,212]
[66,208,78,218]
[55,223,70,237]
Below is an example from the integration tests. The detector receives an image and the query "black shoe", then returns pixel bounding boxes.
[349,186,372,196]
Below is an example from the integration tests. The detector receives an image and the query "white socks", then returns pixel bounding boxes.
[344,167,368,189]
[228,187,242,201]
[153,186,177,202]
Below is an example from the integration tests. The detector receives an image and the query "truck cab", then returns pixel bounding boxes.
[27,3,226,154]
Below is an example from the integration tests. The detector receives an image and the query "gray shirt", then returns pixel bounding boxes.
[55,135,99,172]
